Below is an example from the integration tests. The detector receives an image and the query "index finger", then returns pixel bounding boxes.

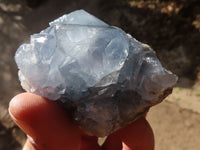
[118,117,154,150]
[102,117,154,150]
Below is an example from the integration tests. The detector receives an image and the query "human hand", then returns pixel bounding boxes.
[9,93,154,150]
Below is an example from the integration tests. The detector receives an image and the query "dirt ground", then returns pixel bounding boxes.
[147,100,200,150]
[0,0,199,149]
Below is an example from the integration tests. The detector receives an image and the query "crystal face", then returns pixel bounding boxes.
[15,10,178,137]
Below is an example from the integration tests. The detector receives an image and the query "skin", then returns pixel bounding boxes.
[9,93,154,150]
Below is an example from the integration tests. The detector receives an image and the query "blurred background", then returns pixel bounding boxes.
[0,0,199,149]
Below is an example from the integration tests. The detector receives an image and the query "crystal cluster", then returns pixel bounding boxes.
[15,10,178,137]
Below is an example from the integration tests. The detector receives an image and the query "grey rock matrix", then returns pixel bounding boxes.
[15,10,178,137]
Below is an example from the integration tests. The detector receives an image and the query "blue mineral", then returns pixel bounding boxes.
[15,10,178,136]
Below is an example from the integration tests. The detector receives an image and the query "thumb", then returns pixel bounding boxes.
[9,93,81,150]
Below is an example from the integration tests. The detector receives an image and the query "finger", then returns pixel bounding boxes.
[102,132,122,150]
[116,117,154,150]
[9,93,81,150]
[81,134,102,150]
[23,139,36,150]
[102,113,148,150]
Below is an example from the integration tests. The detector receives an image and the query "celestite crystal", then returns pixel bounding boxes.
[15,10,178,137]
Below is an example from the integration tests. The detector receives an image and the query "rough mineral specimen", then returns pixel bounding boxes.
[15,10,178,137]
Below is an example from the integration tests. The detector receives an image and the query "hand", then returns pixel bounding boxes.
[9,93,154,150]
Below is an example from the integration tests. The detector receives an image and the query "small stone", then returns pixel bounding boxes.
[15,10,178,137]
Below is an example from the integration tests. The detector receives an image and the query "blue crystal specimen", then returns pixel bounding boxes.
[15,10,178,136]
